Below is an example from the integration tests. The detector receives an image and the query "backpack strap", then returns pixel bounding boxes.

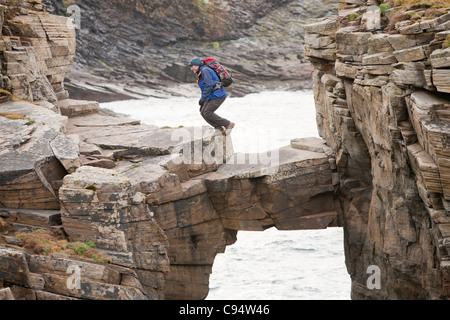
[196,67,222,93]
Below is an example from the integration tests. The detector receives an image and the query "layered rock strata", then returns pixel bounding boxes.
[0,0,75,102]
[0,3,344,301]
[3,0,450,301]
[304,1,450,299]
[0,96,341,300]
[0,100,171,300]
[0,1,343,297]
[42,0,338,100]
[59,105,340,300]
[0,0,170,300]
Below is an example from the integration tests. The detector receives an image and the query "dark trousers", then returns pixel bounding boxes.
[200,97,230,129]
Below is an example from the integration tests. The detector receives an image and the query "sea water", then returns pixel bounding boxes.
[101,86,351,300]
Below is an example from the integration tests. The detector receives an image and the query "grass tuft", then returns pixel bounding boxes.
[15,229,111,263]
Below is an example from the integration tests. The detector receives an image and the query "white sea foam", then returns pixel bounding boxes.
[101,88,351,300]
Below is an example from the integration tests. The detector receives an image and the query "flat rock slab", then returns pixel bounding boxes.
[0,116,35,149]
[430,48,450,69]
[0,208,61,227]
[116,161,181,193]
[0,287,14,300]
[0,149,64,210]
[0,101,69,209]
[303,17,338,35]
[50,134,81,173]
[68,117,218,157]
[291,137,334,155]
[86,127,180,154]
[0,149,38,182]
[409,90,450,112]
[0,100,68,159]
[210,146,329,181]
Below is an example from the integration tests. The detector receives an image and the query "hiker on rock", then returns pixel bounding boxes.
[189,57,235,134]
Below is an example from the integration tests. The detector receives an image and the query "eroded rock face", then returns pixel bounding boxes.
[4,0,450,301]
[304,0,450,299]
[59,166,170,299]
[59,105,340,299]
[204,144,340,231]
[0,0,77,212]
[0,0,76,102]
[0,100,68,210]
[0,246,154,300]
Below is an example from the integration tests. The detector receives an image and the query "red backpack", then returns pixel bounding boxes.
[202,57,233,87]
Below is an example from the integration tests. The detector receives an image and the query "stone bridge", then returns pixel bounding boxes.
[0,99,341,300]
[2,0,450,302]
[0,0,347,300]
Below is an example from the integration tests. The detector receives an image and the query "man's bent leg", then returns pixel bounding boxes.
[200,98,230,128]
[199,104,217,128]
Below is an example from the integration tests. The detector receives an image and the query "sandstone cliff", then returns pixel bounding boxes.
[0,0,341,300]
[1,0,450,301]
[0,0,169,299]
[304,0,450,299]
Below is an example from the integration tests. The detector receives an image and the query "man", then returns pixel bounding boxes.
[189,57,235,134]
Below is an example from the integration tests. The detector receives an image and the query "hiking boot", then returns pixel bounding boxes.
[226,122,235,130]
[216,126,226,135]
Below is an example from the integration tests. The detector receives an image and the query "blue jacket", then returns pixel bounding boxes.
[197,65,227,102]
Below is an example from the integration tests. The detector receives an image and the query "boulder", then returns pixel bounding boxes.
[56,99,100,118]
[0,288,15,300]
[59,166,170,299]
[430,48,450,69]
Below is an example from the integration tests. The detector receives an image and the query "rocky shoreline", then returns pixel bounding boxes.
[0,0,342,300]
